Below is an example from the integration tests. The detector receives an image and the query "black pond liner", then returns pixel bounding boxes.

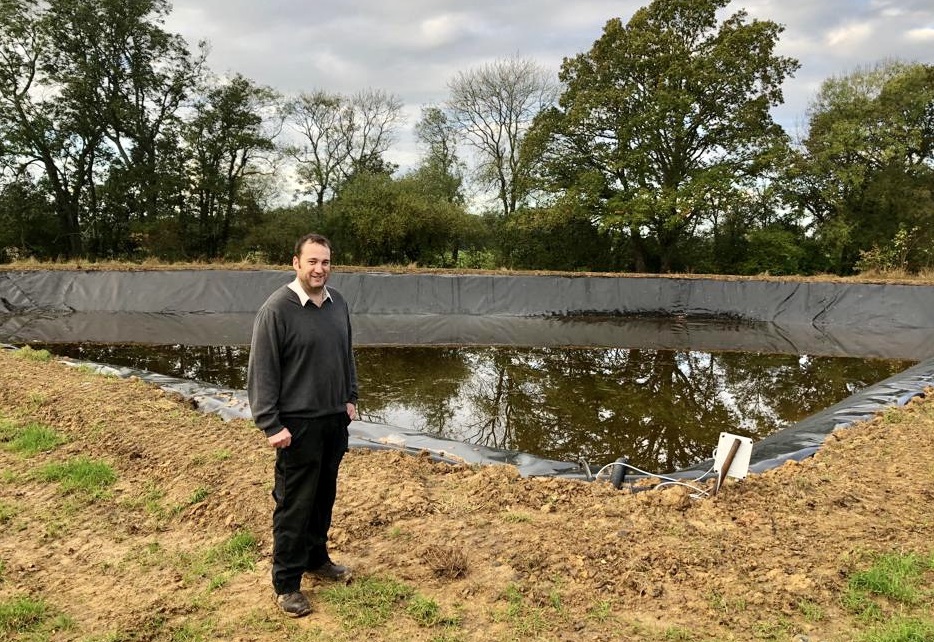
[2,269,933,483]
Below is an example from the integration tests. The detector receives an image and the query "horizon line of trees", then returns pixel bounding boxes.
[1,0,932,275]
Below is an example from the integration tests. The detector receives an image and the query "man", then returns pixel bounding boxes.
[247,233,358,617]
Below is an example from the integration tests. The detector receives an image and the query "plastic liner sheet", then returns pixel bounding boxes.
[2,270,934,359]
[17,348,931,482]
[3,270,934,330]
[2,311,932,359]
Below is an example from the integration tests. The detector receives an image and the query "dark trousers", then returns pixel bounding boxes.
[271,412,349,594]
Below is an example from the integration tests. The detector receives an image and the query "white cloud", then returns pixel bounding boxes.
[417,13,487,49]
[906,27,934,42]
[825,22,873,48]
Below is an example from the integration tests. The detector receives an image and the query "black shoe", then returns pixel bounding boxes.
[276,591,312,617]
[307,560,352,582]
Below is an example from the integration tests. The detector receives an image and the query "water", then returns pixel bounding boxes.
[31,342,914,473]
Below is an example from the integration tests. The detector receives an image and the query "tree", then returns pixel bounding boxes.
[284,88,403,209]
[0,0,105,256]
[447,55,558,216]
[0,0,202,258]
[46,0,202,251]
[329,171,471,267]
[0,178,58,260]
[182,74,280,257]
[530,0,798,272]
[412,105,465,205]
[784,60,934,273]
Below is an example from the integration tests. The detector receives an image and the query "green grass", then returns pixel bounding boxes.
[1,422,65,456]
[847,551,930,607]
[587,599,615,624]
[14,345,53,361]
[0,595,49,637]
[321,576,414,628]
[207,530,260,573]
[843,550,934,637]
[796,598,824,622]
[0,500,17,525]
[180,530,262,591]
[857,617,934,642]
[491,583,550,637]
[188,486,211,505]
[37,456,117,497]
[405,595,461,628]
[167,617,215,641]
[663,626,695,640]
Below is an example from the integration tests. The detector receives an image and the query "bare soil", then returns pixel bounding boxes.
[1,347,933,641]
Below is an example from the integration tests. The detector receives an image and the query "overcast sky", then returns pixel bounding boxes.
[165,0,934,171]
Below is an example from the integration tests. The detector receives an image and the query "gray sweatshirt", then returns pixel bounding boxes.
[247,284,358,436]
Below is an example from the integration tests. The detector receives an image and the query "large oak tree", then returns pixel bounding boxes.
[530,0,798,272]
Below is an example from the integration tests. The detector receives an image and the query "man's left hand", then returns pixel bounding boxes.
[346,402,358,421]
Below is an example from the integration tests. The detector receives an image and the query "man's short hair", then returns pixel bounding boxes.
[294,233,332,258]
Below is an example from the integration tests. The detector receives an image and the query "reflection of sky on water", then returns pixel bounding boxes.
[28,343,915,472]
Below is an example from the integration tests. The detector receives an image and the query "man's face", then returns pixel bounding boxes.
[292,241,331,294]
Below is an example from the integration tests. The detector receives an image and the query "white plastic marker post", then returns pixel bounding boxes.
[713,432,753,495]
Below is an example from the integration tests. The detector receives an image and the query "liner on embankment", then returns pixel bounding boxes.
[1,269,933,479]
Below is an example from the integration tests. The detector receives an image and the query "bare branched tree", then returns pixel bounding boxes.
[283,88,403,208]
[446,55,557,215]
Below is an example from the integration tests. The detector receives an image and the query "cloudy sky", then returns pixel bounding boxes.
[164,0,934,171]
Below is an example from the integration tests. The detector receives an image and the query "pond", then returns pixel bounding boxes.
[30,341,914,473]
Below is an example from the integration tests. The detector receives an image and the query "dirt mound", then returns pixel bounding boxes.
[1,347,932,641]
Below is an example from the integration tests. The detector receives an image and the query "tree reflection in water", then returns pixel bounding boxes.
[32,343,914,472]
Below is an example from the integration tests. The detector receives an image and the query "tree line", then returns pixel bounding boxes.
[1,0,932,274]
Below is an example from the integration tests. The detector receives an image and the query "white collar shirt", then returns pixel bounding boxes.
[288,278,332,307]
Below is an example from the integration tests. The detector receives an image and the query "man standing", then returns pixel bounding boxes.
[247,233,358,617]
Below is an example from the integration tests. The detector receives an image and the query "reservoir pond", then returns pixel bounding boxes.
[32,342,915,473]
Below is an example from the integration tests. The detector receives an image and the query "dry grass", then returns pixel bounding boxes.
[3,257,934,284]
[419,544,470,580]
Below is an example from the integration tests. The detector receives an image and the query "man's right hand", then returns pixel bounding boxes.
[267,427,292,448]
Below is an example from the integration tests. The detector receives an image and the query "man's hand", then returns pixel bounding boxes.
[267,427,292,448]
[346,402,358,421]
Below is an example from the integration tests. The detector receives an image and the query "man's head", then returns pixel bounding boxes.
[292,233,332,295]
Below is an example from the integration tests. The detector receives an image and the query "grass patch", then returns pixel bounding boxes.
[37,456,117,497]
[1,421,65,456]
[167,617,215,641]
[188,486,211,505]
[14,345,52,362]
[207,530,260,573]
[663,626,696,640]
[0,500,17,525]
[405,594,461,628]
[321,575,414,628]
[491,583,550,638]
[796,598,824,622]
[587,599,615,624]
[857,617,934,642]
[181,530,262,591]
[0,595,49,637]
[211,449,231,462]
[847,551,929,608]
